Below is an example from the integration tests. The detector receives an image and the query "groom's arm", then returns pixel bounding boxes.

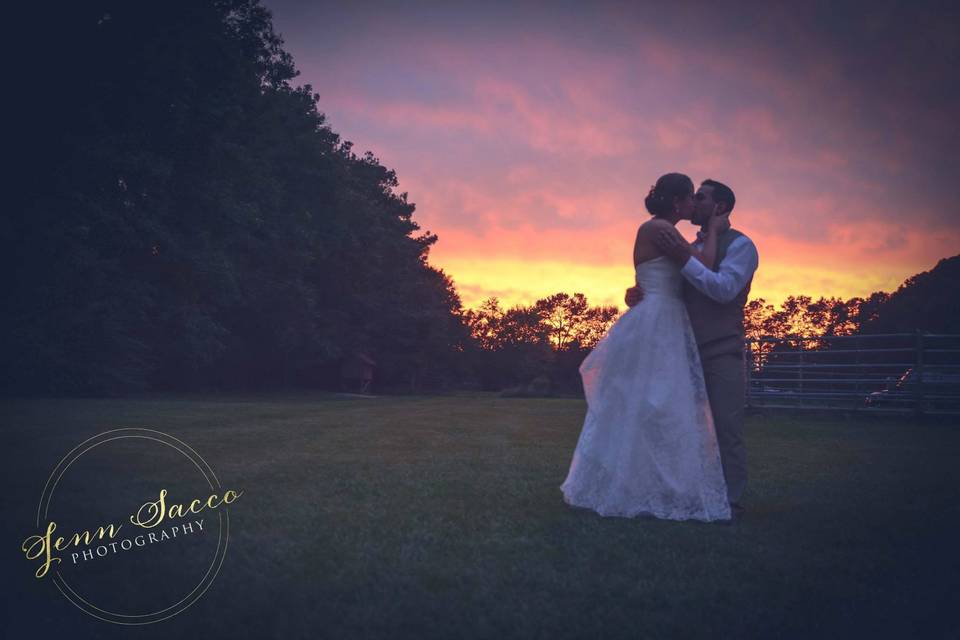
[680,237,758,303]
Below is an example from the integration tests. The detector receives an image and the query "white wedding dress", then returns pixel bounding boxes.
[560,256,731,522]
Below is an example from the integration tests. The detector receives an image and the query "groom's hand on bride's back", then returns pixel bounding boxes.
[625,285,644,307]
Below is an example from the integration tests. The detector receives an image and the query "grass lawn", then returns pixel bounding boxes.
[3,392,958,639]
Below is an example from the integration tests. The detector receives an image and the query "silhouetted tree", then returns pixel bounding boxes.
[3,0,470,395]
[462,292,618,393]
[861,255,960,334]
[534,293,619,350]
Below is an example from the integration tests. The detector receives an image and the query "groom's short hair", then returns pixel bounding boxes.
[701,179,736,214]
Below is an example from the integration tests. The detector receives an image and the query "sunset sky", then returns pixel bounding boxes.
[265,0,959,310]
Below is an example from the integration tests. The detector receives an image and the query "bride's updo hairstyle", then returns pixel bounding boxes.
[644,173,694,216]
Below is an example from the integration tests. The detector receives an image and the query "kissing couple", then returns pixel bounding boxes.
[560,173,759,522]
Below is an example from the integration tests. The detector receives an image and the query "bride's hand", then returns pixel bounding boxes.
[654,228,693,265]
[707,207,731,233]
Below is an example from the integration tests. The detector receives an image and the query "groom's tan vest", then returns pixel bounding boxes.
[683,228,752,360]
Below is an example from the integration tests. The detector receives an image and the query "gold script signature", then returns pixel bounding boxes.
[21,488,243,578]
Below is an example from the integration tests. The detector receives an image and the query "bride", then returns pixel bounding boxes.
[560,173,732,522]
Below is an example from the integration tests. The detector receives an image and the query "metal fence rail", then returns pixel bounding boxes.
[744,332,960,415]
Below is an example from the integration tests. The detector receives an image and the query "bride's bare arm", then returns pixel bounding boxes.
[626,219,677,306]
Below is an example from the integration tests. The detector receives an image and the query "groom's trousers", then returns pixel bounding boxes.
[700,350,748,506]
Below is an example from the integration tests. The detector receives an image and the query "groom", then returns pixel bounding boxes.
[625,179,758,518]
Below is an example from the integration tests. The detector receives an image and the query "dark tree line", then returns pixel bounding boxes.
[4,1,470,396]
[861,255,960,335]
[744,254,960,344]
[461,293,619,394]
[459,256,959,395]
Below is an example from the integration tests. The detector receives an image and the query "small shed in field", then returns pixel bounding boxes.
[340,352,376,393]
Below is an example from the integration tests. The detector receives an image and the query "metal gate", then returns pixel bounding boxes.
[744,333,960,415]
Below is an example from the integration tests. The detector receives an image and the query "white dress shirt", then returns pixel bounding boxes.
[680,230,759,303]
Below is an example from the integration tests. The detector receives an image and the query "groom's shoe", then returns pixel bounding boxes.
[729,502,746,519]
[716,503,744,525]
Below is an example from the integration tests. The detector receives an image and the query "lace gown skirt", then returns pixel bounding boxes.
[559,259,731,522]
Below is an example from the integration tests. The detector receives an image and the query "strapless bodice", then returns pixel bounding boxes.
[634,256,683,297]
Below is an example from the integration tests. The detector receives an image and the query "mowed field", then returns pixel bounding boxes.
[3,392,958,639]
